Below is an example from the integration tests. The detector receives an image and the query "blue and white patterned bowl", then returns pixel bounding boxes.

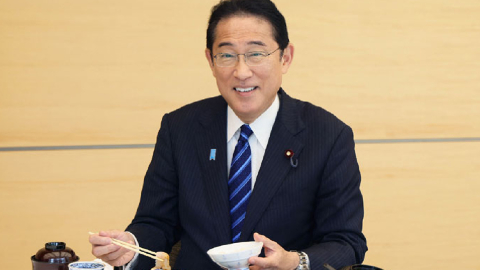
[68,261,106,270]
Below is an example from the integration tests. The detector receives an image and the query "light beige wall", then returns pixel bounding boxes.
[1,0,479,269]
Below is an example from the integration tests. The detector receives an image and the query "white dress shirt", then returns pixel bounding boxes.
[227,94,279,189]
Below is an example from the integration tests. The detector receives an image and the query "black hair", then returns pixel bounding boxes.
[206,0,289,53]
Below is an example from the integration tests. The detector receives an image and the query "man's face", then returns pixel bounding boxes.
[205,15,294,123]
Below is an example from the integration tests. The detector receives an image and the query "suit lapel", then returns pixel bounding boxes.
[195,97,232,245]
[240,90,305,241]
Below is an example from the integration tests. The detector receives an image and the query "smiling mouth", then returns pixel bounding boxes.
[234,86,257,93]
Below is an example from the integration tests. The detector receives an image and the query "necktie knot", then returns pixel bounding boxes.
[239,124,253,142]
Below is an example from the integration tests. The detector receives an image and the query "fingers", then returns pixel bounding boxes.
[254,233,278,251]
[89,232,112,247]
[89,230,135,266]
[100,243,132,262]
[249,233,278,268]
[90,230,134,247]
[98,230,131,242]
[249,233,299,270]
[249,252,298,270]
[92,242,121,258]
[249,255,272,269]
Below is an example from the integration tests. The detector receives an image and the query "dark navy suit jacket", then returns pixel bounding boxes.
[126,89,367,270]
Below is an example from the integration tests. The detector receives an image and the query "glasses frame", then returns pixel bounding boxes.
[213,47,281,67]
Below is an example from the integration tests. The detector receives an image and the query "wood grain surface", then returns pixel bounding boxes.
[1,0,479,146]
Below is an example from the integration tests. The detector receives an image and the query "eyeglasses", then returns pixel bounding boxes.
[213,47,281,67]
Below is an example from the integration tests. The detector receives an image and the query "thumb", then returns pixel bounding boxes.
[253,233,277,251]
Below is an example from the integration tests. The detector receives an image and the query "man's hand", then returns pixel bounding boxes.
[89,230,136,267]
[248,233,300,270]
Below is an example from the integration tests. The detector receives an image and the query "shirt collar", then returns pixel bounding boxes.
[227,94,279,148]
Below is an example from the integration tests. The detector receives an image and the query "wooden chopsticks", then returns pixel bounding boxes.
[89,232,163,262]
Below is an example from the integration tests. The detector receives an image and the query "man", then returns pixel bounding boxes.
[90,0,367,269]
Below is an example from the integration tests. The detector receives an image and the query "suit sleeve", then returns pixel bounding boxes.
[305,125,368,269]
[126,114,181,270]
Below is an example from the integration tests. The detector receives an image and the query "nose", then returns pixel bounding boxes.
[233,55,253,80]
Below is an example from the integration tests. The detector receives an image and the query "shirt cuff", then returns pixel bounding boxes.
[123,232,139,270]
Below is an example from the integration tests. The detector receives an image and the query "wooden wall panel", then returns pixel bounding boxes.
[1,0,479,147]
[0,149,151,270]
[358,142,480,269]
[281,0,480,139]
[0,0,218,147]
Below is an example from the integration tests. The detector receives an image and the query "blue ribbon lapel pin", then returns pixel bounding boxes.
[209,149,216,161]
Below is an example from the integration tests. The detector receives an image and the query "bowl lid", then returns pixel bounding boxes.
[34,242,78,263]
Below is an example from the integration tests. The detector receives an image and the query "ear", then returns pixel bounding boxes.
[205,48,216,76]
[281,43,294,74]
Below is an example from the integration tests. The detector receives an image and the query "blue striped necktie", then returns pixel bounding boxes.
[228,124,253,243]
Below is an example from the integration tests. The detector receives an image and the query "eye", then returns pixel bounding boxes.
[218,53,235,59]
[248,52,266,57]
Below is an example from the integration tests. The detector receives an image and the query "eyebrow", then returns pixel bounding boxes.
[217,40,267,48]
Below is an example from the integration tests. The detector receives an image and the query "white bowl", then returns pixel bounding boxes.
[207,241,263,270]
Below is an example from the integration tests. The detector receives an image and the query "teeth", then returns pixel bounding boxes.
[235,87,256,92]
